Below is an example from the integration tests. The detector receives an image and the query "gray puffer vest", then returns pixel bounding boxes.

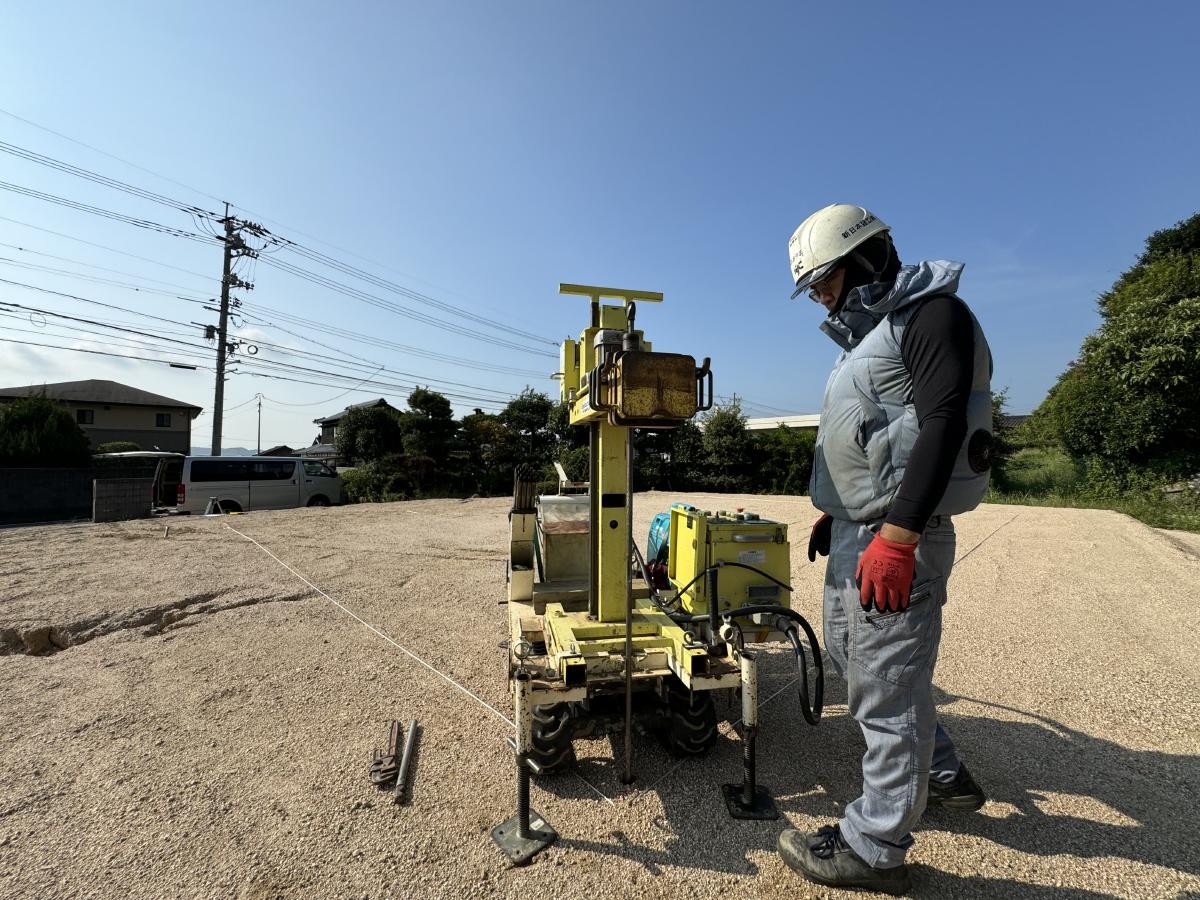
[809,260,993,522]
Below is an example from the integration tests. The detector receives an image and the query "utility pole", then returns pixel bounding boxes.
[256,393,262,455]
[211,203,233,457]
[209,203,264,455]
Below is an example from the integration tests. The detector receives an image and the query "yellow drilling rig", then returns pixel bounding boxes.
[493,285,823,865]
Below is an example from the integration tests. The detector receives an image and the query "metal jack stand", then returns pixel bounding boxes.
[492,671,557,865]
[722,650,779,820]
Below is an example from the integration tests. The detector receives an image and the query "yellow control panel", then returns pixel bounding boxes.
[667,504,791,615]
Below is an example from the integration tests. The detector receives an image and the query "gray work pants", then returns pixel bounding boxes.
[823,515,962,868]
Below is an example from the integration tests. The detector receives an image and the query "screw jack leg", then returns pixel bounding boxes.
[491,744,557,864]
[722,650,778,820]
[492,672,557,865]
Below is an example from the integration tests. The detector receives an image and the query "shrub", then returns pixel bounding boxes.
[340,455,412,503]
[0,395,91,466]
[96,441,142,454]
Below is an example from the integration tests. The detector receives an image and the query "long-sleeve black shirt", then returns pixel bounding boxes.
[884,294,975,533]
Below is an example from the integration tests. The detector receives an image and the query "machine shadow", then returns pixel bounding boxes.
[532,671,1199,890]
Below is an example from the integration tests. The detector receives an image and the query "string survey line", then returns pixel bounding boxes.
[221,521,616,806]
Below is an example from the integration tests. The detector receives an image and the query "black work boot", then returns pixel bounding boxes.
[778,824,910,896]
[926,763,987,811]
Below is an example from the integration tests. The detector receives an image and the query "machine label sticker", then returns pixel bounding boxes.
[737,549,766,565]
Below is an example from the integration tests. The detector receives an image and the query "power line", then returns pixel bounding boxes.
[0,139,216,219]
[0,214,218,283]
[0,300,213,354]
[256,254,556,357]
[0,255,211,301]
[0,239,212,292]
[0,180,217,244]
[0,105,540,343]
[2,169,551,358]
[0,106,229,207]
[237,302,550,377]
[268,236,557,346]
[0,133,555,350]
[0,276,213,330]
[0,300,520,406]
[258,370,390,409]
[0,335,210,370]
[0,275,543,398]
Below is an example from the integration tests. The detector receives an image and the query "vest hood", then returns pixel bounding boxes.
[819,260,965,351]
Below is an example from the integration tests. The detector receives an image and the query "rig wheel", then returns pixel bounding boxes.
[529,702,575,775]
[661,682,718,757]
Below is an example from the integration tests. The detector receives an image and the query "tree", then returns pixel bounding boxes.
[701,396,751,492]
[499,388,555,467]
[753,425,817,494]
[335,404,403,466]
[0,395,91,466]
[1034,212,1200,490]
[458,408,516,495]
[397,387,458,492]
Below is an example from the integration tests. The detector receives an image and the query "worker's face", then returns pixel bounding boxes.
[808,267,846,313]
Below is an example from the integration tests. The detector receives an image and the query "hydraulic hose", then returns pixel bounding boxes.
[639,557,825,724]
[721,604,824,726]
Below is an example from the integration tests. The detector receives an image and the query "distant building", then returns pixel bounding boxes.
[298,441,340,466]
[742,414,821,432]
[313,398,396,446]
[997,414,1030,431]
[0,379,202,454]
[258,445,298,457]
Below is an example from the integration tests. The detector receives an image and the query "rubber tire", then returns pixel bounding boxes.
[307,495,331,507]
[661,682,718,757]
[218,500,242,514]
[529,702,575,775]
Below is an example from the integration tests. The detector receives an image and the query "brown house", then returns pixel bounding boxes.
[0,379,203,454]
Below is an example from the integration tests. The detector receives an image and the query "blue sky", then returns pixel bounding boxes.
[1,1,1196,450]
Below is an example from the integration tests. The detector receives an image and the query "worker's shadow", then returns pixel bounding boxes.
[917,685,1200,878]
[535,664,1199,895]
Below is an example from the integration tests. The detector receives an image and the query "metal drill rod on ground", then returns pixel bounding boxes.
[393,719,419,804]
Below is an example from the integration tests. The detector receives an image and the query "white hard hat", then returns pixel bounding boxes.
[788,204,890,298]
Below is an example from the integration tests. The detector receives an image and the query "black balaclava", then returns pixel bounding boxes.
[835,232,901,309]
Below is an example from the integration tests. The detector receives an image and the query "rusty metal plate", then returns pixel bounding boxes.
[614,352,697,422]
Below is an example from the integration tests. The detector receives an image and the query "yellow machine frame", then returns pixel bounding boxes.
[506,284,733,704]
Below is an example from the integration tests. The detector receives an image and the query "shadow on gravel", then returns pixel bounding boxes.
[922,687,1200,879]
[534,675,1197,893]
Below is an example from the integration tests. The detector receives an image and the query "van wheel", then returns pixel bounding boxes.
[218,500,243,514]
[307,495,331,508]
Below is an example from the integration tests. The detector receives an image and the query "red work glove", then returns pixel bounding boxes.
[855,534,918,613]
[808,513,832,562]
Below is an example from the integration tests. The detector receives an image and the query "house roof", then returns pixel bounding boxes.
[258,445,298,456]
[0,379,203,414]
[298,443,338,458]
[313,397,393,425]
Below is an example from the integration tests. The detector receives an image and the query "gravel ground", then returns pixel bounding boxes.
[1,492,1197,900]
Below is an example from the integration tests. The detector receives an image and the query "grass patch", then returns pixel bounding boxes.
[987,445,1200,532]
[996,446,1080,495]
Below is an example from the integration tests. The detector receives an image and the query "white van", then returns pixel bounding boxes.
[176,456,343,514]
